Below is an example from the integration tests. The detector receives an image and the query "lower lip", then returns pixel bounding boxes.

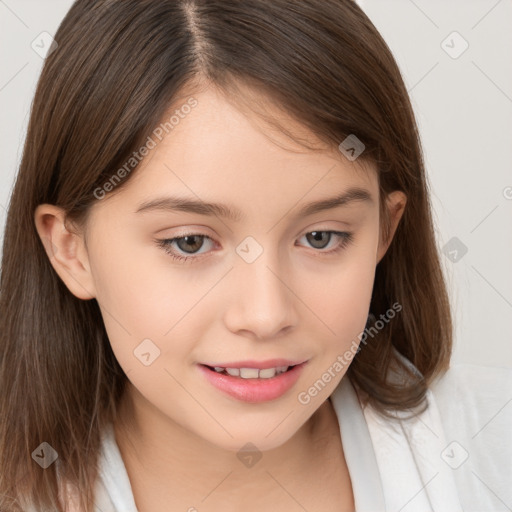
[198,362,308,403]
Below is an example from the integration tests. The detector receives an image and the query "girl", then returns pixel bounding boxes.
[1,1,510,511]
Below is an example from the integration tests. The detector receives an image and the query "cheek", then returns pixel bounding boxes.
[88,237,218,374]
[298,237,377,342]
[293,240,378,401]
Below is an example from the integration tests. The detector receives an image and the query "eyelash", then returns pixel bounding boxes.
[155,230,354,263]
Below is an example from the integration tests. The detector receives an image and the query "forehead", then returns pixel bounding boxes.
[95,84,378,217]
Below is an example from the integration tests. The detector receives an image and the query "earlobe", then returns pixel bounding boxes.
[34,204,96,300]
[376,191,407,265]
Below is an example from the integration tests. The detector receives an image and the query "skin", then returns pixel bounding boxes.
[35,83,406,511]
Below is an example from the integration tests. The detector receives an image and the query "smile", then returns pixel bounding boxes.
[198,361,308,403]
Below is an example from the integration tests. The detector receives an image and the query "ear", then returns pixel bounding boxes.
[376,190,407,265]
[34,204,96,300]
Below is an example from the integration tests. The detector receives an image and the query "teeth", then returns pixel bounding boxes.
[210,365,290,378]
[239,368,259,378]
[258,368,277,379]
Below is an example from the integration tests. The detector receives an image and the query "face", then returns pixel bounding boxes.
[36,83,405,453]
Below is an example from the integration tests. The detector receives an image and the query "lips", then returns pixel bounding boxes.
[198,360,309,402]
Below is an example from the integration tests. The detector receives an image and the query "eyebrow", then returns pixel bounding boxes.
[134,186,373,222]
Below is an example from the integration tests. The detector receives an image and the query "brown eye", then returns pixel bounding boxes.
[156,233,215,262]
[174,235,205,254]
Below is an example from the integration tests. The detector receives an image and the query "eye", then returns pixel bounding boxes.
[156,230,354,263]
[156,234,215,263]
[298,231,353,253]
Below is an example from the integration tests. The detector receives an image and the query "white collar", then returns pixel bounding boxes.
[330,372,463,511]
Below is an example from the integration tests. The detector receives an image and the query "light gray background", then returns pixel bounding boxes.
[1,0,511,367]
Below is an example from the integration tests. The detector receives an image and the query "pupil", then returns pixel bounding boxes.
[180,235,202,253]
[308,231,329,249]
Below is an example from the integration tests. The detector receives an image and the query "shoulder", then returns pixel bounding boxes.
[431,361,512,386]
[427,363,512,497]
[429,362,512,417]
[429,362,512,434]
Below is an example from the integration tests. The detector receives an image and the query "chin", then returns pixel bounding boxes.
[198,424,300,454]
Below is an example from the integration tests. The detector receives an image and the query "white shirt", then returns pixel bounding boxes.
[91,361,512,511]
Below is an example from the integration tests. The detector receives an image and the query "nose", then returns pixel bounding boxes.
[223,252,299,340]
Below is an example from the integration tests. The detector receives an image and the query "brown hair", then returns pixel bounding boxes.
[0,0,452,510]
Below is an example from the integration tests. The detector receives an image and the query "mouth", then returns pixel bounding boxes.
[198,361,308,403]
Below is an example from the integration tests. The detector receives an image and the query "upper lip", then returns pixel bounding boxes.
[202,358,308,369]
